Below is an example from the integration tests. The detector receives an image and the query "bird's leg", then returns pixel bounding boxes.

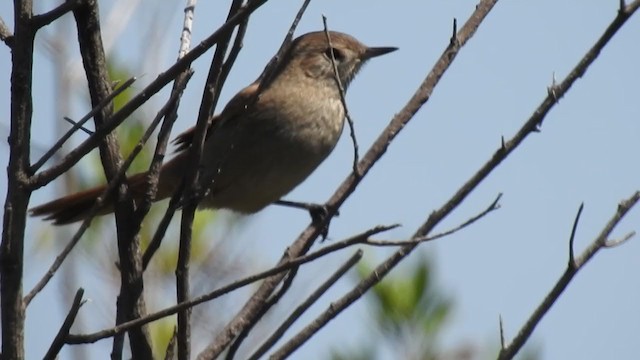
[274,200,339,240]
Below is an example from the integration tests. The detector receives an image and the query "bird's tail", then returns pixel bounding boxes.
[30,158,183,225]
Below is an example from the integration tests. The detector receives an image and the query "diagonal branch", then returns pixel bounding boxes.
[32,0,81,29]
[43,288,86,360]
[0,16,13,47]
[200,1,499,357]
[29,76,137,174]
[271,1,640,357]
[248,250,363,360]
[497,191,639,360]
[64,226,394,345]
[28,0,271,190]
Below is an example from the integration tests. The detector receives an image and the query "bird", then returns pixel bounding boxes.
[30,31,397,225]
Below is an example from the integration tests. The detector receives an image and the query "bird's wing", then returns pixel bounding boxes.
[171,82,260,153]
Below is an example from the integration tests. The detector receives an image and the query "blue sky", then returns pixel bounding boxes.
[1,1,639,359]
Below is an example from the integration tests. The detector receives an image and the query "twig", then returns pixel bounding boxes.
[28,0,271,190]
[43,288,86,360]
[271,1,640,355]
[202,2,499,356]
[250,250,363,360]
[29,76,137,174]
[499,315,505,350]
[24,64,191,308]
[568,202,584,268]
[175,1,245,357]
[497,191,639,360]
[254,0,311,95]
[66,226,395,345]
[0,16,13,47]
[322,16,360,175]
[137,0,198,266]
[32,0,81,29]
[196,2,313,357]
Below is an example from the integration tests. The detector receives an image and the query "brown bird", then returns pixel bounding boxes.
[30,31,397,225]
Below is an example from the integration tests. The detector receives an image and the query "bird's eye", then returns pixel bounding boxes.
[324,47,345,62]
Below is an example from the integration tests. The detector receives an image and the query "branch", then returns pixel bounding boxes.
[497,191,640,360]
[136,0,199,266]
[249,250,363,360]
[174,0,245,356]
[201,2,498,356]
[268,0,640,355]
[43,288,86,360]
[23,75,191,305]
[0,16,13,47]
[1,2,35,358]
[32,0,81,29]
[28,0,271,190]
[65,226,394,345]
[71,1,152,358]
[322,16,359,175]
[29,76,137,174]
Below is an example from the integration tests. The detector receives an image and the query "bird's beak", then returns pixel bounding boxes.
[363,46,398,59]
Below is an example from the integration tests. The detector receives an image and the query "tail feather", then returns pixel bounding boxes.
[31,156,186,225]
[30,185,116,225]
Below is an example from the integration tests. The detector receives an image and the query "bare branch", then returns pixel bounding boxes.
[604,230,636,248]
[43,288,86,360]
[250,250,363,360]
[28,0,271,190]
[498,191,639,360]
[322,16,359,175]
[29,76,138,174]
[32,0,81,29]
[0,16,13,47]
[65,226,394,345]
[202,2,499,356]
[568,202,584,268]
[71,1,152,357]
[2,2,36,358]
[280,2,640,356]
[254,0,311,94]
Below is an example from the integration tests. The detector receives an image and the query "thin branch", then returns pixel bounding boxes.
[136,0,199,266]
[28,0,271,190]
[43,288,86,360]
[32,0,81,29]
[254,0,311,94]
[271,1,640,355]
[203,2,499,356]
[66,226,395,345]
[249,250,363,360]
[62,117,94,135]
[497,191,639,360]
[322,16,359,175]
[23,69,191,308]
[0,16,13,47]
[29,76,137,174]
[604,230,636,248]
[568,202,584,268]
[499,315,505,350]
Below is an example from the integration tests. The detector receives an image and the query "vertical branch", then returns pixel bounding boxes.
[1,2,34,358]
[176,1,244,358]
[71,1,151,359]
